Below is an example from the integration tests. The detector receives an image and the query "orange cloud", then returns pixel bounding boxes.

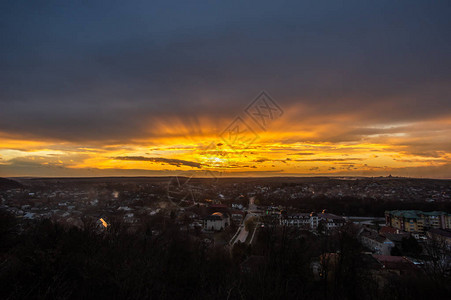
[0,111,450,178]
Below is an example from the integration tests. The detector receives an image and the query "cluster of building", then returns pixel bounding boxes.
[0,184,249,237]
[256,177,451,203]
[313,210,451,288]
[2,180,451,255]
[356,210,451,256]
[359,226,403,255]
[198,203,246,231]
[385,210,451,234]
[0,187,165,228]
[278,209,451,257]
[279,210,346,232]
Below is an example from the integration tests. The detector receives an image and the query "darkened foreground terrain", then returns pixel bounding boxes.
[1,176,451,299]
[1,211,450,300]
[0,178,23,190]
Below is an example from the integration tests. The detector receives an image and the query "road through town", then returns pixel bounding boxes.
[230,197,258,245]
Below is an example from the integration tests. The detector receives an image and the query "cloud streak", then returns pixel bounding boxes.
[114,156,202,169]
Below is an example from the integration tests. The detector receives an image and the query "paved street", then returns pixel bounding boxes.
[231,197,257,245]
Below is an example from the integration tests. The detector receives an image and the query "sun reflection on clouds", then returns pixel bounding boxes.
[0,115,450,178]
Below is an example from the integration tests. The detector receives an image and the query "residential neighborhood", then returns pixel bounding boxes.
[1,176,450,298]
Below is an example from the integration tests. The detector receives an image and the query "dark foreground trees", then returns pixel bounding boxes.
[0,213,234,299]
[1,211,450,299]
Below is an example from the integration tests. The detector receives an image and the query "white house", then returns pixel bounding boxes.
[204,212,230,231]
[318,212,346,232]
[280,212,319,230]
[360,228,394,255]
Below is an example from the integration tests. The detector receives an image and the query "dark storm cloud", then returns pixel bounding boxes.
[114,156,201,168]
[1,1,450,142]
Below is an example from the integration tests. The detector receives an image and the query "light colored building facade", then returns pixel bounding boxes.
[385,210,451,233]
[360,228,394,255]
[281,211,345,232]
[204,212,230,231]
[280,212,319,230]
[318,212,346,232]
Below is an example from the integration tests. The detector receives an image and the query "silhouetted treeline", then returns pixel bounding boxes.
[1,212,450,299]
[255,194,451,216]
[0,177,23,191]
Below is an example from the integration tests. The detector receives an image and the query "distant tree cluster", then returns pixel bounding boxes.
[255,194,451,217]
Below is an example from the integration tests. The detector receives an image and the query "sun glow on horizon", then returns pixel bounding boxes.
[0,115,450,178]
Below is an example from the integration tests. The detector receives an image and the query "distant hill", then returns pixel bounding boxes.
[0,178,23,191]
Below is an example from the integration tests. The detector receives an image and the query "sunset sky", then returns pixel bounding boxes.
[1,1,450,178]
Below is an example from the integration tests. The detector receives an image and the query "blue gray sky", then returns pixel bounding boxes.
[1,1,450,177]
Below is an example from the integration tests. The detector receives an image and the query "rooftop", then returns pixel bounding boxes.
[387,210,450,219]
[373,255,418,271]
